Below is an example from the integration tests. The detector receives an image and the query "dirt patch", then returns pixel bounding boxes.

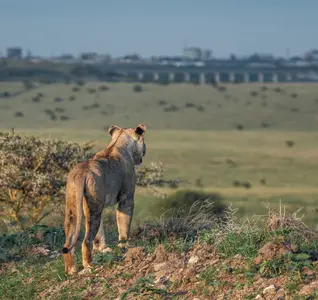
[254,241,297,264]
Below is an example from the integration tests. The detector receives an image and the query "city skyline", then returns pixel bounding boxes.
[1,0,317,58]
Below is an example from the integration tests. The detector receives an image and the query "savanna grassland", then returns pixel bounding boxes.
[1,81,318,226]
[2,80,318,299]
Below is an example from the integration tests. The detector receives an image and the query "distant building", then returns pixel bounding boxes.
[80,52,98,60]
[305,49,318,61]
[7,47,23,59]
[202,49,212,61]
[183,47,202,60]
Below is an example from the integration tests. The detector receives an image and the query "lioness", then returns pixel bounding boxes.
[62,124,147,274]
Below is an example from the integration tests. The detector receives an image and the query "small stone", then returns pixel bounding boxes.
[263,284,276,295]
[299,281,318,295]
[154,262,167,272]
[188,255,199,265]
[274,288,285,300]
[255,295,265,300]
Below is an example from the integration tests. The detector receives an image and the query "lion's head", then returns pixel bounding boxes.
[108,124,147,165]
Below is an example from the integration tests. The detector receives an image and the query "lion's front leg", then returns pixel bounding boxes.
[116,194,134,248]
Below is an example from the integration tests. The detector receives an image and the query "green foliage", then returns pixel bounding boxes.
[133,84,143,92]
[120,276,169,299]
[0,132,94,229]
[0,224,65,262]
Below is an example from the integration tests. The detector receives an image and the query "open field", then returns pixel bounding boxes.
[1,81,318,227]
[2,81,318,299]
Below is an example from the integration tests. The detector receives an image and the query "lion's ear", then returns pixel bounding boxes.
[135,124,147,136]
[108,125,121,136]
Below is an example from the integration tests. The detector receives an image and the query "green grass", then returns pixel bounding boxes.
[1,81,318,227]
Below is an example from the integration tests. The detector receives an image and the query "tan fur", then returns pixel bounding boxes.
[62,124,147,275]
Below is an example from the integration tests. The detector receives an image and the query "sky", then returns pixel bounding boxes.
[0,0,317,58]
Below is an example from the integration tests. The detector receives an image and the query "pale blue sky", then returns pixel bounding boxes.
[0,1,317,58]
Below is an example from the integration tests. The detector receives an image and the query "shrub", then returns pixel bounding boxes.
[291,93,298,98]
[72,87,80,92]
[60,115,69,121]
[2,91,10,98]
[15,111,24,117]
[87,88,96,94]
[0,132,94,230]
[76,80,85,86]
[185,102,196,108]
[68,95,76,101]
[236,124,244,131]
[164,105,179,112]
[98,85,109,91]
[158,100,168,106]
[32,96,41,103]
[54,97,64,103]
[133,85,143,93]
[196,105,205,112]
[285,140,295,148]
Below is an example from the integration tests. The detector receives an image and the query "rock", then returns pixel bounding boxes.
[154,262,167,272]
[299,281,318,295]
[274,288,285,300]
[188,255,199,265]
[255,295,265,300]
[263,284,276,295]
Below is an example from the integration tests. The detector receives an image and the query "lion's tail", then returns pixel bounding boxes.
[62,175,85,254]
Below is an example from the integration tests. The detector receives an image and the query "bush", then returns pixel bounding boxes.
[15,111,24,117]
[0,132,94,230]
[98,85,109,91]
[158,100,168,106]
[2,91,10,98]
[164,105,179,112]
[72,87,80,92]
[133,85,143,93]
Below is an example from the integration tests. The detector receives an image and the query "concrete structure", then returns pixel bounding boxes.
[122,70,318,84]
[7,47,22,59]
[183,47,202,60]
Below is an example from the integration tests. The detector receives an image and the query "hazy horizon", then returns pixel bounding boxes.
[1,0,317,58]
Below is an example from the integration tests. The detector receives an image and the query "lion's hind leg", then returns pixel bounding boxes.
[81,196,103,270]
[93,217,109,252]
[63,194,77,275]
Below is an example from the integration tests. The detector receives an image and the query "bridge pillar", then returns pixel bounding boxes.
[169,72,175,82]
[138,72,144,81]
[184,72,190,82]
[229,72,235,83]
[153,72,159,81]
[214,72,220,83]
[200,73,205,84]
[244,73,249,83]
[272,73,278,82]
[258,73,264,83]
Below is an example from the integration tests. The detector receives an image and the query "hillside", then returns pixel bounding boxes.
[1,82,318,131]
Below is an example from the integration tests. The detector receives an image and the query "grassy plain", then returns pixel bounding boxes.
[1,81,318,227]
